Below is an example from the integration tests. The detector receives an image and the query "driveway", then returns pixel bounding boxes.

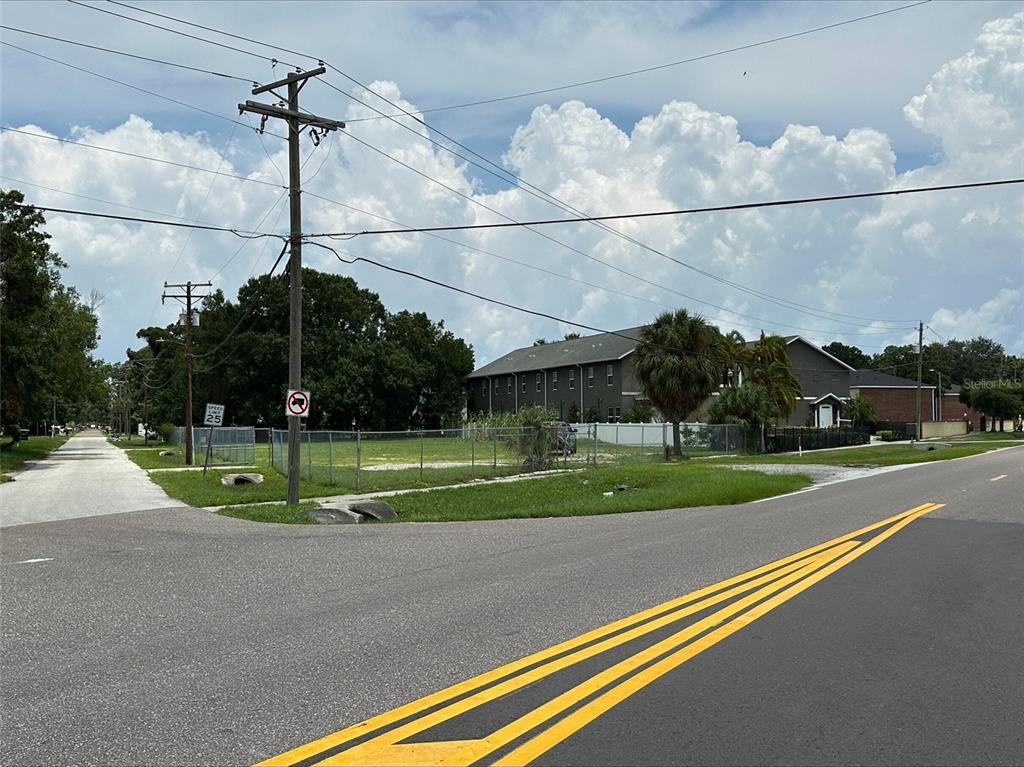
[0,430,185,527]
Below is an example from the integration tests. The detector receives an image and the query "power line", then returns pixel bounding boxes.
[316,179,1023,238]
[77,0,924,328]
[0,175,222,225]
[317,68,923,329]
[300,188,909,338]
[0,23,256,83]
[0,40,287,140]
[0,127,286,190]
[66,0,307,70]
[306,241,683,353]
[10,202,285,238]
[105,0,931,123]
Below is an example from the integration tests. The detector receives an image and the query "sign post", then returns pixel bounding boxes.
[202,403,225,476]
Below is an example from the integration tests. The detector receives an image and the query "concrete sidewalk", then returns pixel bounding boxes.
[0,430,185,528]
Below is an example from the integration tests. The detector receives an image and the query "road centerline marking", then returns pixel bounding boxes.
[497,502,944,766]
[255,503,942,767]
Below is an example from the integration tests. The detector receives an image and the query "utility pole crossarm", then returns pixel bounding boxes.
[238,101,346,131]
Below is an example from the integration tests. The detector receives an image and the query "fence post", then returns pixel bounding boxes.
[328,431,334,485]
[355,431,361,491]
[306,431,312,479]
[492,430,497,476]
[420,431,425,480]
[471,434,475,468]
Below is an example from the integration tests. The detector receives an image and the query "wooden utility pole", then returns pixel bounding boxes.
[915,320,924,441]
[239,67,345,505]
[163,281,211,465]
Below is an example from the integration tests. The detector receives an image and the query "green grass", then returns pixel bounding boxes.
[707,441,1016,467]
[216,501,319,525]
[942,430,1024,442]
[109,434,162,447]
[0,435,69,481]
[123,447,187,469]
[386,464,811,522]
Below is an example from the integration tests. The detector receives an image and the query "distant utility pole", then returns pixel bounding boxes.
[238,67,345,505]
[162,280,211,465]
[915,320,924,440]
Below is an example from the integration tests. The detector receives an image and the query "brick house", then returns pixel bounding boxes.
[849,369,937,422]
[941,384,983,430]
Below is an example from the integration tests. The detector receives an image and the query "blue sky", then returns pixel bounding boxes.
[1,1,1022,362]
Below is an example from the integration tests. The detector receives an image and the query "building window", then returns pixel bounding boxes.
[569,369,576,390]
[507,376,512,394]
[522,376,526,393]
[494,378,499,394]
[615,407,621,420]
[588,366,594,388]
[536,373,541,392]
[607,364,614,386]
[607,406,616,422]
[552,371,558,390]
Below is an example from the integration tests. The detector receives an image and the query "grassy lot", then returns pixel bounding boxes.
[0,435,69,482]
[123,446,187,469]
[386,464,811,523]
[707,441,1016,467]
[217,501,318,525]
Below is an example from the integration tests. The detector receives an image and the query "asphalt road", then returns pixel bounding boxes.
[1,446,1021,766]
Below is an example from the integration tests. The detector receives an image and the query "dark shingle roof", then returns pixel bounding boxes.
[468,327,644,378]
[852,369,936,388]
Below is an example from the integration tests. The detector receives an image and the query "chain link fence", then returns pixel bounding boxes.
[169,426,256,465]
[268,422,745,489]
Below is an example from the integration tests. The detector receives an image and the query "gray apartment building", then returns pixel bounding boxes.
[466,328,856,426]
[465,328,645,422]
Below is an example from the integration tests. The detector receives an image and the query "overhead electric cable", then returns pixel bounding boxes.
[0,40,287,140]
[0,127,287,190]
[307,241,682,351]
[105,0,931,121]
[0,175,221,225]
[66,0,307,69]
[316,68,923,327]
[87,0,929,327]
[0,23,256,82]
[315,179,1023,237]
[301,188,910,338]
[11,202,284,238]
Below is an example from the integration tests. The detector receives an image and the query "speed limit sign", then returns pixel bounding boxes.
[285,389,311,417]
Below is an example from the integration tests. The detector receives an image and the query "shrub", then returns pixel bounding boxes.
[158,422,176,442]
[876,430,899,442]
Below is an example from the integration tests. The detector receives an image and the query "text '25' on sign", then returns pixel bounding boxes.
[203,403,225,427]
[285,389,311,418]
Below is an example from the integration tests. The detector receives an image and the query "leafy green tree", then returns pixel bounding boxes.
[1,190,104,440]
[704,382,776,451]
[871,344,917,377]
[822,341,871,370]
[620,400,654,423]
[962,386,1023,432]
[634,310,724,456]
[843,392,877,427]
[129,268,473,431]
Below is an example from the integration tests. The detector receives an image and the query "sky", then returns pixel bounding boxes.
[1,0,1022,368]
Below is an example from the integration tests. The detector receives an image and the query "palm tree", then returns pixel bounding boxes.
[721,330,749,387]
[634,310,724,456]
[749,333,801,422]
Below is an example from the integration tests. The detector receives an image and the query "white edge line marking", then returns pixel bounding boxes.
[12,557,53,564]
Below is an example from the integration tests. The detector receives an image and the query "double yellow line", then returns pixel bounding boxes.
[257,502,943,767]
